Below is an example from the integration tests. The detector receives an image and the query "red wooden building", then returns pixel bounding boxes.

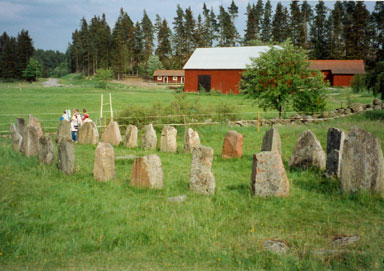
[308,60,365,87]
[183,46,275,94]
[153,70,184,84]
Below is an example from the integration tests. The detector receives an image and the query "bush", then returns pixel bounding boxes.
[53,62,70,78]
[351,74,366,93]
[116,93,238,127]
[95,68,114,89]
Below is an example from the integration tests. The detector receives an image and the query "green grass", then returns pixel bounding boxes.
[0,78,383,270]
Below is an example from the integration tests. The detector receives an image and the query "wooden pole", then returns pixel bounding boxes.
[257,112,260,133]
[109,93,113,121]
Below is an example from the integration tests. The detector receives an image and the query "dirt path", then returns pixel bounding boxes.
[43,78,63,87]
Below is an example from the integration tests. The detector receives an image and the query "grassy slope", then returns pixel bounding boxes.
[0,79,383,270]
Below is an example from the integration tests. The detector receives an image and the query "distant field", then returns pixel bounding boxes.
[0,76,383,270]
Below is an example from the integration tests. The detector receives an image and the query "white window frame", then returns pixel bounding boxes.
[173,76,178,81]
[157,76,162,80]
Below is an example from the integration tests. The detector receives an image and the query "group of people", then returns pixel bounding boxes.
[60,108,90,142]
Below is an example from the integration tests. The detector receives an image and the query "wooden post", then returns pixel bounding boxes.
[109,93,113,121]
[257,112,260,133]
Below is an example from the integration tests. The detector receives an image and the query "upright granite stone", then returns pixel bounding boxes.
[325,128,346,178]
[28,114,43,139]
[289,130,326,170]
[124,125,138,148]
[78,121,99,145]
[102,121,122,146]
[141,124,157,150]
[56,120,72,143]
[16,118,25,136]
[222,130,243,158]
[261,127,282,155]
[38,135,55,165]
[251,151,289,197]
[58,138,75,175]
[190,145,215,195]
[130,154,163,189]
[184,128,200,153]
[340,127,384,193]
[21,125,40,157]
[93,142,115,182]
[160,125,177,153]
[9,124,23,151]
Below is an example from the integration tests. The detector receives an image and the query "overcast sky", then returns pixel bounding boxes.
[0,0,376,52]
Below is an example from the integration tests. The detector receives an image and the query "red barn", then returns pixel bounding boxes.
[183,46,276,94]
[153,70,184,84]
[308,60,365,87]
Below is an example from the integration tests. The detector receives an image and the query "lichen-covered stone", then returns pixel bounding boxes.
[78,121,99,145]
[222,130,243,158]
[39,135,55,165]
[251,151,289,197]
[160,125,177,153]
[102,121,122,146]
[58,138,75,175]
[340,127,384,194]
[190,145,215,195]
[325,128,346,178]
[9,124,23,152]
[124,125,138,148]
[261,127,282,155]
[184,128,200,153]
[93,142,115,182]
[130,154,163,189]
[21,125,40,157]
[141,124,157,150]
[56,120,72,143]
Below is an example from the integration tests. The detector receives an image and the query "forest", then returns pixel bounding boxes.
[0,1,384,80]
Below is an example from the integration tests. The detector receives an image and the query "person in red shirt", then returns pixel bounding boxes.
[82,108,89,124]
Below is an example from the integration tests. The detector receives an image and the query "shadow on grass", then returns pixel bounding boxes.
[364,109,384,121]
[289,167,341,196]
[225,183,251,196]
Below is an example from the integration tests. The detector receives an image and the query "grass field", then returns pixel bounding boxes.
[0,77,383,270]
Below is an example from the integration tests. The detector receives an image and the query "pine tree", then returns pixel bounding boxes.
[1,33,18,79]
[79,18,90,75]
[141,10,154,76]
[373,2,384,62]
[194,14,205,48]
[329,2,344,59]
[156,19,172,67]
[218,5,238,46]
[111,33,127,80]
[133,21,144,75]
[342,1,355,59]
[22,57,41,82]
[184,7,196,57]
[173,5,185,68]
[351,1,370,59]
[309,1,328,59]
[228,0,239,24]
[261,0,272,43]
[301,1,313,48]
[289,1,302,46]
[254,0,264,38]
[16,29,34,79]
[244,3,257,44]
[272,2,285,43]
[208,8,219,47]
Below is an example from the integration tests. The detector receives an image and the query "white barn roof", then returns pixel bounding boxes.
[183,46,276,70]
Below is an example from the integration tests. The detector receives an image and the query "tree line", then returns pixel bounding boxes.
[67,1,384,78]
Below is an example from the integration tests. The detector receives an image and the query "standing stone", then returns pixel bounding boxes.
[38,135,55,165]
[21,125,40,157]
[190,145,215,195]
[9,124,23,151]
[78,121,99,145]
[93,142,115,182]
[16,118,25,136]
[340,127,384,193]
[184,128,200,153]
[124,125,138,148]
[261,127,282,155]
[130,154,163,189]
[160,126,177,153]
[58,138,75,175]
[251,151,289,197]
[141,124,157,150]
[56,120,72,143]
[102,121,122,146]
[289,130,326,170]
[28,114,43,138]
[222,130,243,158]
[325,128,346,178]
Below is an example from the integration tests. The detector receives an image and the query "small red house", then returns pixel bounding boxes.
[308,60,365,87]
[153,70,185,84]
[183,46,276,94]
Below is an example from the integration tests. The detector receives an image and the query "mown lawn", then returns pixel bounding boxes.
[0,78,383,270]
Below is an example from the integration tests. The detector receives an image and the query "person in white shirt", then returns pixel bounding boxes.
[71,109,81,142]
[60,110,70,122]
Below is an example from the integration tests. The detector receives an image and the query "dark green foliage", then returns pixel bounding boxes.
[53,62,70,78]
[241,40,326,117]
[272,3,285,43]
[147,55,164,77]
[95,68,113,89]
[289,1,303,46]
[365,61,384,99]
[329,2,344,59]
[351,74,367,93]
[34,49,66,77]
[22,57,41,82]
[16,29,34,79]
[310,1,329,59]
[0,33,17,79]
[218,5,238,47]
[155,18,172,68]
[261,0,272,43]
[373,2,384,62]
[141,10,154,76]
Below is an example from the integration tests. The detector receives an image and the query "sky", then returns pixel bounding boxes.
[0,0,377,53]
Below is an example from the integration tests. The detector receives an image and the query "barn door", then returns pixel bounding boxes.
[198,75,211,92]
